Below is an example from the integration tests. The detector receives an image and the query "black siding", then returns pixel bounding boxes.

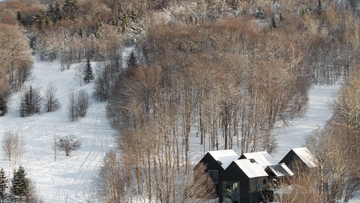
[195,153,224,196]
[218,162,267,203]
[279,150,307,172]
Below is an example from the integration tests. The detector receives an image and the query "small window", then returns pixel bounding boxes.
[257,182,259,188]
[263,179,266,188]
[208,170,218,184]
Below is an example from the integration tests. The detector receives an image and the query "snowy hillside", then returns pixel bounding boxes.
[0,56,116,202]
[0,53,352,203]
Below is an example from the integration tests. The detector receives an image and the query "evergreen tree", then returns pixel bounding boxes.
[0,95,7,116]
[0,168,7,201]
[28,86,33,116]
[19,97,27,117]
[280,13,284,22]
[189,15,194,24]
[35,11,45,29]
[318,0,322,14]
[11,166,29,202]
[121,13,128,32]
[70,6,76,21]
[79,26,83,37]
[130,10,138,20]
[55,1,61,21]
[17,11,22,21]
[83,58,94,83]
[271,16,277,29]
[127,51,137,68]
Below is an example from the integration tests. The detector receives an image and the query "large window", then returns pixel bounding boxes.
[208,170,218,184]
[222,181,240,203]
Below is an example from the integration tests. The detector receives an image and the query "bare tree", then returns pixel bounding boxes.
[57,135,82,156]
[2,131,13,166]
[52,134,59,162]
[77,90,90,117]
[2,130,25,166]
[26,179,44,203]
[68,89,78,122]
[44,83,61,112]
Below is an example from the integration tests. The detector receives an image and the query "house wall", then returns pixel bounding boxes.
[219,163,266,203]
[196,153,224,196]
[249,177,267,203]
[279,150,306,172]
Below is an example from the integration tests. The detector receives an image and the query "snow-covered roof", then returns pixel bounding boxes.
[241,151,277,169]
[266,163,294,177]
[292,147,317,168]
[234,159,268,178]
[208,150,239,169]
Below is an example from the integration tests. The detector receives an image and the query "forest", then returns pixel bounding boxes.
[1,0,360,202]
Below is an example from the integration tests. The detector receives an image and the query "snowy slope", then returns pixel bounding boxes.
[0,56,116,203]
[0,49,346,202]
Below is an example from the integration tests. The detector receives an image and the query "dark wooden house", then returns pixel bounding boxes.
[218,159,268,203]
[279,147,317,172]
[195,150,239,195]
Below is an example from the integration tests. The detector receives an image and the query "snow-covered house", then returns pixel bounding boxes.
[195,150,239,195]
[279,147,317,172]
[218,159,268,203]
[265,163,294,179]
[239,151,278,169]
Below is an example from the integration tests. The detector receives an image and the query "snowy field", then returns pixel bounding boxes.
[0,51,354,202]
[0,56,117,202]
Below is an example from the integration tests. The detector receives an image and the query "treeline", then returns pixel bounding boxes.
[0,23,33,116]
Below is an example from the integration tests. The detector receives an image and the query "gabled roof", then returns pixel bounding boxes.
[208,150,239,170]
[233,159,268,178]
[291,147,317,168]
[240,151,277,169]
[265,163,294,177]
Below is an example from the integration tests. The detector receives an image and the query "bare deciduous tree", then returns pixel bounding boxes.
[2,130,25,166]
[68,89,90,121]
[52,134,59,162]
[77,90,90,117]
[68,89,78,122]
[57,135,82,156]
[44,83,61,113]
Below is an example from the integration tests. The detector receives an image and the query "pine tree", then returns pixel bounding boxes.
[17,11,22,21]
[271,16,277,29]
[70,6,76,21]
[79,26,83,37]
[35,11,45,29]
[11,166,29,202]
[318,0,322,14]
[28,86,33,116]
[0,168,7,201]
[83,58,94,83]
[127,51,137,68]
[121,13,128,32]
[0,95,7,116]
[20,97,27,117]
[280,13,284,22]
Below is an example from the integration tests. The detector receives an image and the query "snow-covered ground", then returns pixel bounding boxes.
[0,56,116,202]
[0,50,350,202]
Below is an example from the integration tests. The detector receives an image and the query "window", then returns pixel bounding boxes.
[208,170,218,184]
[222,181,240,203]
[263,179,266,188]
